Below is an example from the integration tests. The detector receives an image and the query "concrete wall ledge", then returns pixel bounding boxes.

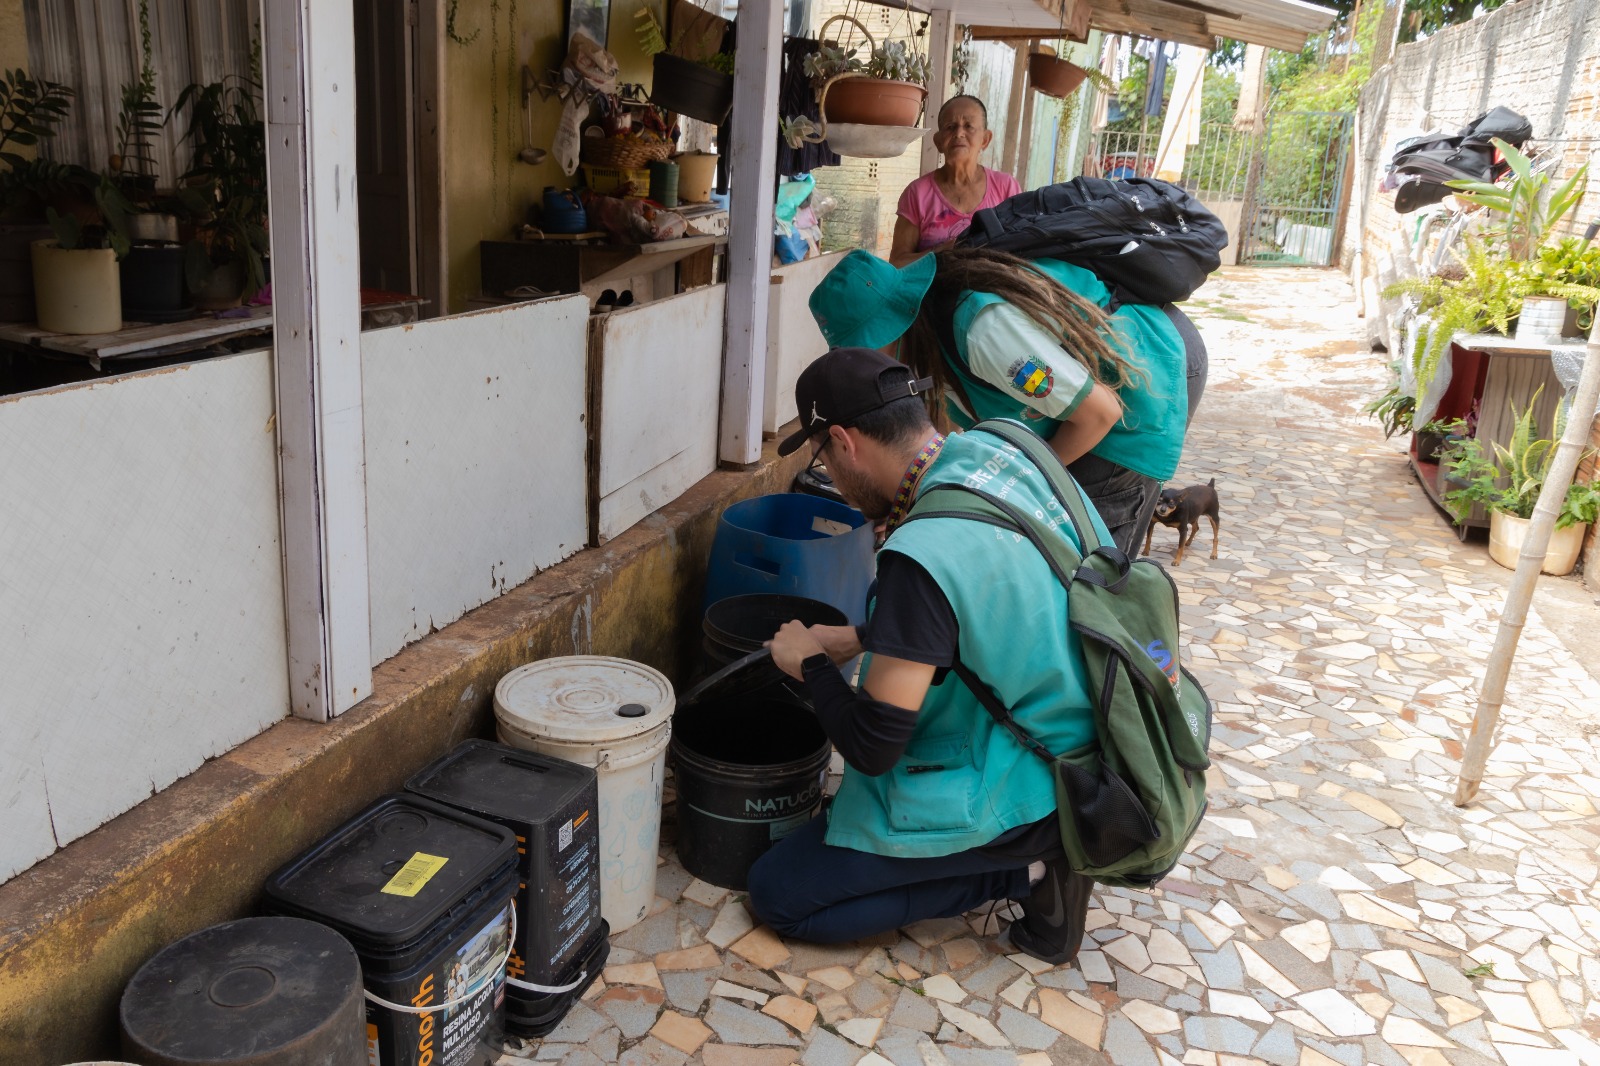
[0,437,807,1065]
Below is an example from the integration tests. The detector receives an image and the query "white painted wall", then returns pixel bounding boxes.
[362,297,591,663]
[0,352,290,882]
[596,286,727,541]
[766,252,845,436]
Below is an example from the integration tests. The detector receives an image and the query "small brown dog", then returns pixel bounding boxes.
[1143,478,1219,566]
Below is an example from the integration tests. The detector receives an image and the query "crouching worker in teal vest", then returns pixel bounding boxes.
[746,347,1095,965]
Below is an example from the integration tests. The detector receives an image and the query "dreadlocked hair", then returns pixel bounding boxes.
[898,247,1147,422]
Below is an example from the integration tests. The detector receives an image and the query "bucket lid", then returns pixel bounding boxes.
[407,740,596,819]
[495,656,673,744]
[120,916,361,1060]
[262,794,517,949]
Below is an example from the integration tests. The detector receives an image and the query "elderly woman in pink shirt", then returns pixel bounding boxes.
[889,95,1021,267]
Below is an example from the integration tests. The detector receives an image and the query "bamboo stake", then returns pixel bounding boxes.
[1455,320,1600,805]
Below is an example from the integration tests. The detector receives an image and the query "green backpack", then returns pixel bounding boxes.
[904,419,1212,888]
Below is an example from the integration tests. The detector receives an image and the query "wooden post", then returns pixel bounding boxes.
[1455,321,1600,805]
[1016,44,1039,186]
[920,9,955,175]
[262,0,374,719]
[718,0,782,465]
[1001,42,1029,176]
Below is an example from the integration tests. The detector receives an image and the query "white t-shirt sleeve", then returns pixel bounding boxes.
[963,301,1095,421]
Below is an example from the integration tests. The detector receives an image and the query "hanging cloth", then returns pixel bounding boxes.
[777,37,842,174]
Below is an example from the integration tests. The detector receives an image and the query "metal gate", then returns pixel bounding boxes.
[1240,111,1354,266]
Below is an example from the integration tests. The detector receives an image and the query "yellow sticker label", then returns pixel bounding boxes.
[380,852,449,897]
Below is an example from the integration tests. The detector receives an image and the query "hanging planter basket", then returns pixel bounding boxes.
[651,52,733,126]
[822,77,926,126]
[800,14,928,160]
[1028,49,1091,99]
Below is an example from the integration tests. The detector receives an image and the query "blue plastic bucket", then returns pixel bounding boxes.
[702,494,875,624]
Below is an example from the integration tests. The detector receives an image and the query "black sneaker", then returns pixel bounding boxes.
[1009,856,1093,965]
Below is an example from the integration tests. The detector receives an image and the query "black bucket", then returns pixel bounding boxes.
[702,593,848,674]
[119,916,365,1066]
[120,241,192,321]
[405,740,603,1036]
[502,920,611,1038]
[262,795,519,1066]
[671,687,832,889]
[651,52,734,125]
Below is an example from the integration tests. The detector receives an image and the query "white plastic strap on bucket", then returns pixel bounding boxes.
[361,907,588,1014]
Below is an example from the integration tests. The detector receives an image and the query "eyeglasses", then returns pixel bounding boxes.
[806,436,829,480]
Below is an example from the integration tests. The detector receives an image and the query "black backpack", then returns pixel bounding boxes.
[956,177,1229,306]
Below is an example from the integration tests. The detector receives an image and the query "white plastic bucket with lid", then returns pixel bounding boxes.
[495,656,673,933]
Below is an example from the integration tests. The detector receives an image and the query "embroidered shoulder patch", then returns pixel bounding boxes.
[1007,358,1054,399]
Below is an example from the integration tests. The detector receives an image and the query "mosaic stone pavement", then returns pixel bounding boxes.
[500,268,1600,1066]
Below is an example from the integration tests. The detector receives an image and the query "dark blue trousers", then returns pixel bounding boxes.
[744,815,1033,944]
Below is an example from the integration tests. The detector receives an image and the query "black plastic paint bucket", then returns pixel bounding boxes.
[671,687,832,889]
[701,593,847,678]
[405,740,609,1038]
[262,795,519,1066]
[119,916,364,1066]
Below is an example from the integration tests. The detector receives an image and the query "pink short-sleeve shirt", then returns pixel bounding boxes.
[896,168,1023,251]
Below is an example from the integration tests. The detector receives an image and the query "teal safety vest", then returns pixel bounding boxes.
[944,258,1187,482]
[823,431,1104,859]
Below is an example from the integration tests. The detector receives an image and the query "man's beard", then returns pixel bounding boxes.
[830,461,893,522]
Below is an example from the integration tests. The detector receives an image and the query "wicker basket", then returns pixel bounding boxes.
[580,136,674,168]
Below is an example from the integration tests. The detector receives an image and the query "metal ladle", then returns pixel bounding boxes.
[519,65,546,166]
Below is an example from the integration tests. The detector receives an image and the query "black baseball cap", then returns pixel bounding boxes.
[777,347,934,456]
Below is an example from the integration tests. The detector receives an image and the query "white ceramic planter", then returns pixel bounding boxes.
[31,239,121,335]
[1487,509,1589,576]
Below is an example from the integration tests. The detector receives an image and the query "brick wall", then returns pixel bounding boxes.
[1346,0,1600,583]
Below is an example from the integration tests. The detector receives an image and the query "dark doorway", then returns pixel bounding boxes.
[354,0,418,294]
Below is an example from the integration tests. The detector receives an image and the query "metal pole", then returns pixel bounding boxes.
[1455,320,1600,805]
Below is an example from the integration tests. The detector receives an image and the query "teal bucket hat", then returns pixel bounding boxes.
[808,249,936,351]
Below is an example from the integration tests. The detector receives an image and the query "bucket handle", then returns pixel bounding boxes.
[362,906,588,1015]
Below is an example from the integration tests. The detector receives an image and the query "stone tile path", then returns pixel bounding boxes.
[501,268,1600,1066]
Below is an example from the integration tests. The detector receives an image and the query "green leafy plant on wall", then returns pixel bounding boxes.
[1448,139,1589,262]
[1442,387,1600,527]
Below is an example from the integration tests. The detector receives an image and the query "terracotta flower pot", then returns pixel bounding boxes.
[822,78,926,127]
[1028,52,1090,99]
[1487,509,1588,576]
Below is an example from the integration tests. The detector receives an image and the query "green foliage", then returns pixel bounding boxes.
[1365,381,1415,439]
[1384,237,1526,389]
[171,55,269,297]
[699,52,735,76]
[0,69,88,223]
[111,0,163,190]
[0,68,74,167]
[1442,388,1599,528]
[803,42,863,87]
[1402,0,1510,43]
[865,40,930,85]
[1448,140,1588,261]
[634,1,667,56]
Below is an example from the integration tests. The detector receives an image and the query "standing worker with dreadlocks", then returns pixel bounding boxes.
[807,247,1206,554]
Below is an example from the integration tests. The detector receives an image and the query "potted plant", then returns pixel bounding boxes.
[1442,388,1600,575]
[32,170,134,334]
[639,0,734,126]
[1026,44,1116,100]
[1384,140,1598,396]
[113,0,192,322]
[1364,378,1415,440]
[171,55,269,309]
[1414,417,1466,464]
[0,68,79,322]
[808,19,929,128]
